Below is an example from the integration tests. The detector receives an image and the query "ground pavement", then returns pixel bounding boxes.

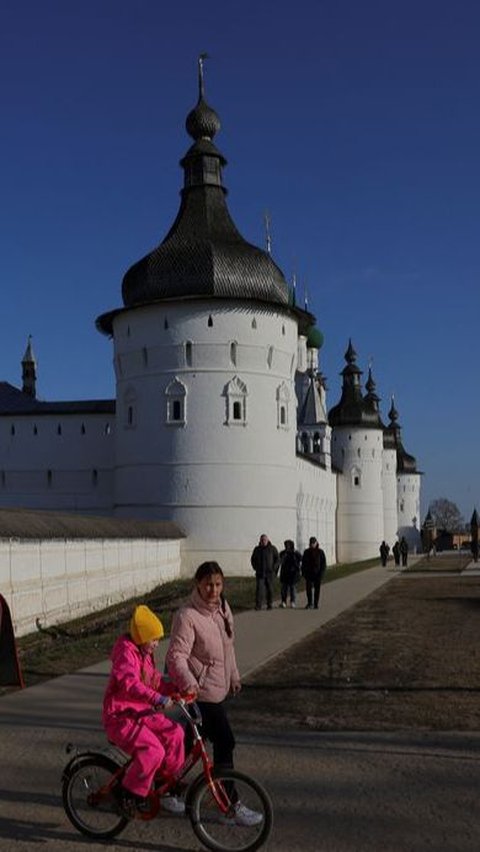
[1,559,480,850]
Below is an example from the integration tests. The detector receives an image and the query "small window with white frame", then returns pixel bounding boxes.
[165,377,187,425]
[351,466,362,488]
[276,382,290,429]
[224,376,248,426]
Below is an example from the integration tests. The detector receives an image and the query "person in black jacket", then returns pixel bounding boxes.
[301,536,327,610]
[250,534,279,610]
[278,540,302,608]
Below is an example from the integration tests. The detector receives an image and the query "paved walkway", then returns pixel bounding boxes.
[6,556,480,852]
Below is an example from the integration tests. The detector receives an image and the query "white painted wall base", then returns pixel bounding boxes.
[1,536,183,637]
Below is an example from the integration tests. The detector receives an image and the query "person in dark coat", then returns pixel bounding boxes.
[392,540,401,567]
[301,536,327,610]
[379,540,390,567]
[399,536,409,567]
[278,540,302,608]
[250,534,279,610]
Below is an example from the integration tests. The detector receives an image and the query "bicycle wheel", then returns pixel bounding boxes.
[187,769,273,852]
[62,753,128,840]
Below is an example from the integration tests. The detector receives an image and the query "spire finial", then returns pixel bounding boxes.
[198,52,209,100]
[264,210,272,254]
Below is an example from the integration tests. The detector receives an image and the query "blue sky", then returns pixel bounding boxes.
[1,0,479,522]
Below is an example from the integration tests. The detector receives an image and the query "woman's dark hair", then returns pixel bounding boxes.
[194,561,231,638]
[194,561,225,581]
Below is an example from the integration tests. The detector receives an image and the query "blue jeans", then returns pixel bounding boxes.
[281,582,296,604]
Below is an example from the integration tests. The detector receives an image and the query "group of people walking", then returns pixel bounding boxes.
[379,536,409,567]
[250,533,327,610]
[101,534,328,823]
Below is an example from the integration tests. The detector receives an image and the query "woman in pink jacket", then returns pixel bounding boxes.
[166,561,261,827]
[102,604,185,817]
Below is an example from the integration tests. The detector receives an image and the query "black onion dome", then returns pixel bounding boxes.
[186,97,221,140]
[328,340,380,429]
[384,397,418,472]
[119,69,289,313]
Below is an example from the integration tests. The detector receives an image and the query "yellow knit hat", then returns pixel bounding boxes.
[129,605,164,645]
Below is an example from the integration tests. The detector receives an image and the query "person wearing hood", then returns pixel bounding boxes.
[166,561,262,827]
[102,605,185,817]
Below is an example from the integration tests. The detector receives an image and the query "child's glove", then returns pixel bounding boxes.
[154,694,173,711]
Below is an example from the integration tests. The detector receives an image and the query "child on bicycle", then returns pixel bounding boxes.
[102,604,185,817]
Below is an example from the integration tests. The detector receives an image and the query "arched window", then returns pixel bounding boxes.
[92,469,98,486]
[185,341,193,367]
[81,423,86,435]
[47,469,53,487]
[251,317,257,330]
[10,424,15,436]
[207,315,213,327]
[313,432,321,453]
[301,432,309,453]
[267,346,274,368]
[224,376,248,426]
[230,341,237,366]
[33,424,38,435]
[165,377,187,425]
[142,346,148,367]
[351,466,361,488]
[164,317,169,330]
[57,424,62,436]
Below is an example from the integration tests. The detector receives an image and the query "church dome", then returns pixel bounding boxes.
[306,326,324,349]
[119,59,289,315]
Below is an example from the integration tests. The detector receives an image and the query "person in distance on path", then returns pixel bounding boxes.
[250,533,279,610]
[278,539,302,608]
[301,536,327,609]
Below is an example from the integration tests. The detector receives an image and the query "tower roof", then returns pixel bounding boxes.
[384,396,419,473]
[97,58,290,334]
[328,340,381,429]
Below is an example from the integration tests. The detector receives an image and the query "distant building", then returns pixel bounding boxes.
[0,66,422,572]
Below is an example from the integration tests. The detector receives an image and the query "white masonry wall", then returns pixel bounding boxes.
[112,300,299,575]
[1,536,182,637]
[397,472,422,552]
[0,413,115,513]
[333,426,385,562]
[382,447,398,547]
[296,456,337,564]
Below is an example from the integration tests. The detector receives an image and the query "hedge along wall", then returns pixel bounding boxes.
[0,537,183,637]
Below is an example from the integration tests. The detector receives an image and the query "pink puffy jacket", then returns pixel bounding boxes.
[166,589,240,703]
[102,634,172,727]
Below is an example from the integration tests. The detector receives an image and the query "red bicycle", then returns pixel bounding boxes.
[62,696,273,852]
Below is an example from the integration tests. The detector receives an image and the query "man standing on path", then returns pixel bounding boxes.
[250,534,279,610]
[301,537,326,610]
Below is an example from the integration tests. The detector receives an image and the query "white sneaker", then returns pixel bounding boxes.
[233,802,263,826]
[160,795,185,815]
[291,602,296,608]
[280,602,286,608]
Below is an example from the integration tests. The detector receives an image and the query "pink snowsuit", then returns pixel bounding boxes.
[103,634,185,797]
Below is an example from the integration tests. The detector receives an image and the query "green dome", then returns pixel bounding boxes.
[306,326,324,349]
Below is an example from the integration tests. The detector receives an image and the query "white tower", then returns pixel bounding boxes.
[96,58,314,574]
[386,399,422,552]
[329,342,384,562]
[364,369,398,548]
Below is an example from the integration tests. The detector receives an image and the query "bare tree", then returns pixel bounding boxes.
[429,498,465,532]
